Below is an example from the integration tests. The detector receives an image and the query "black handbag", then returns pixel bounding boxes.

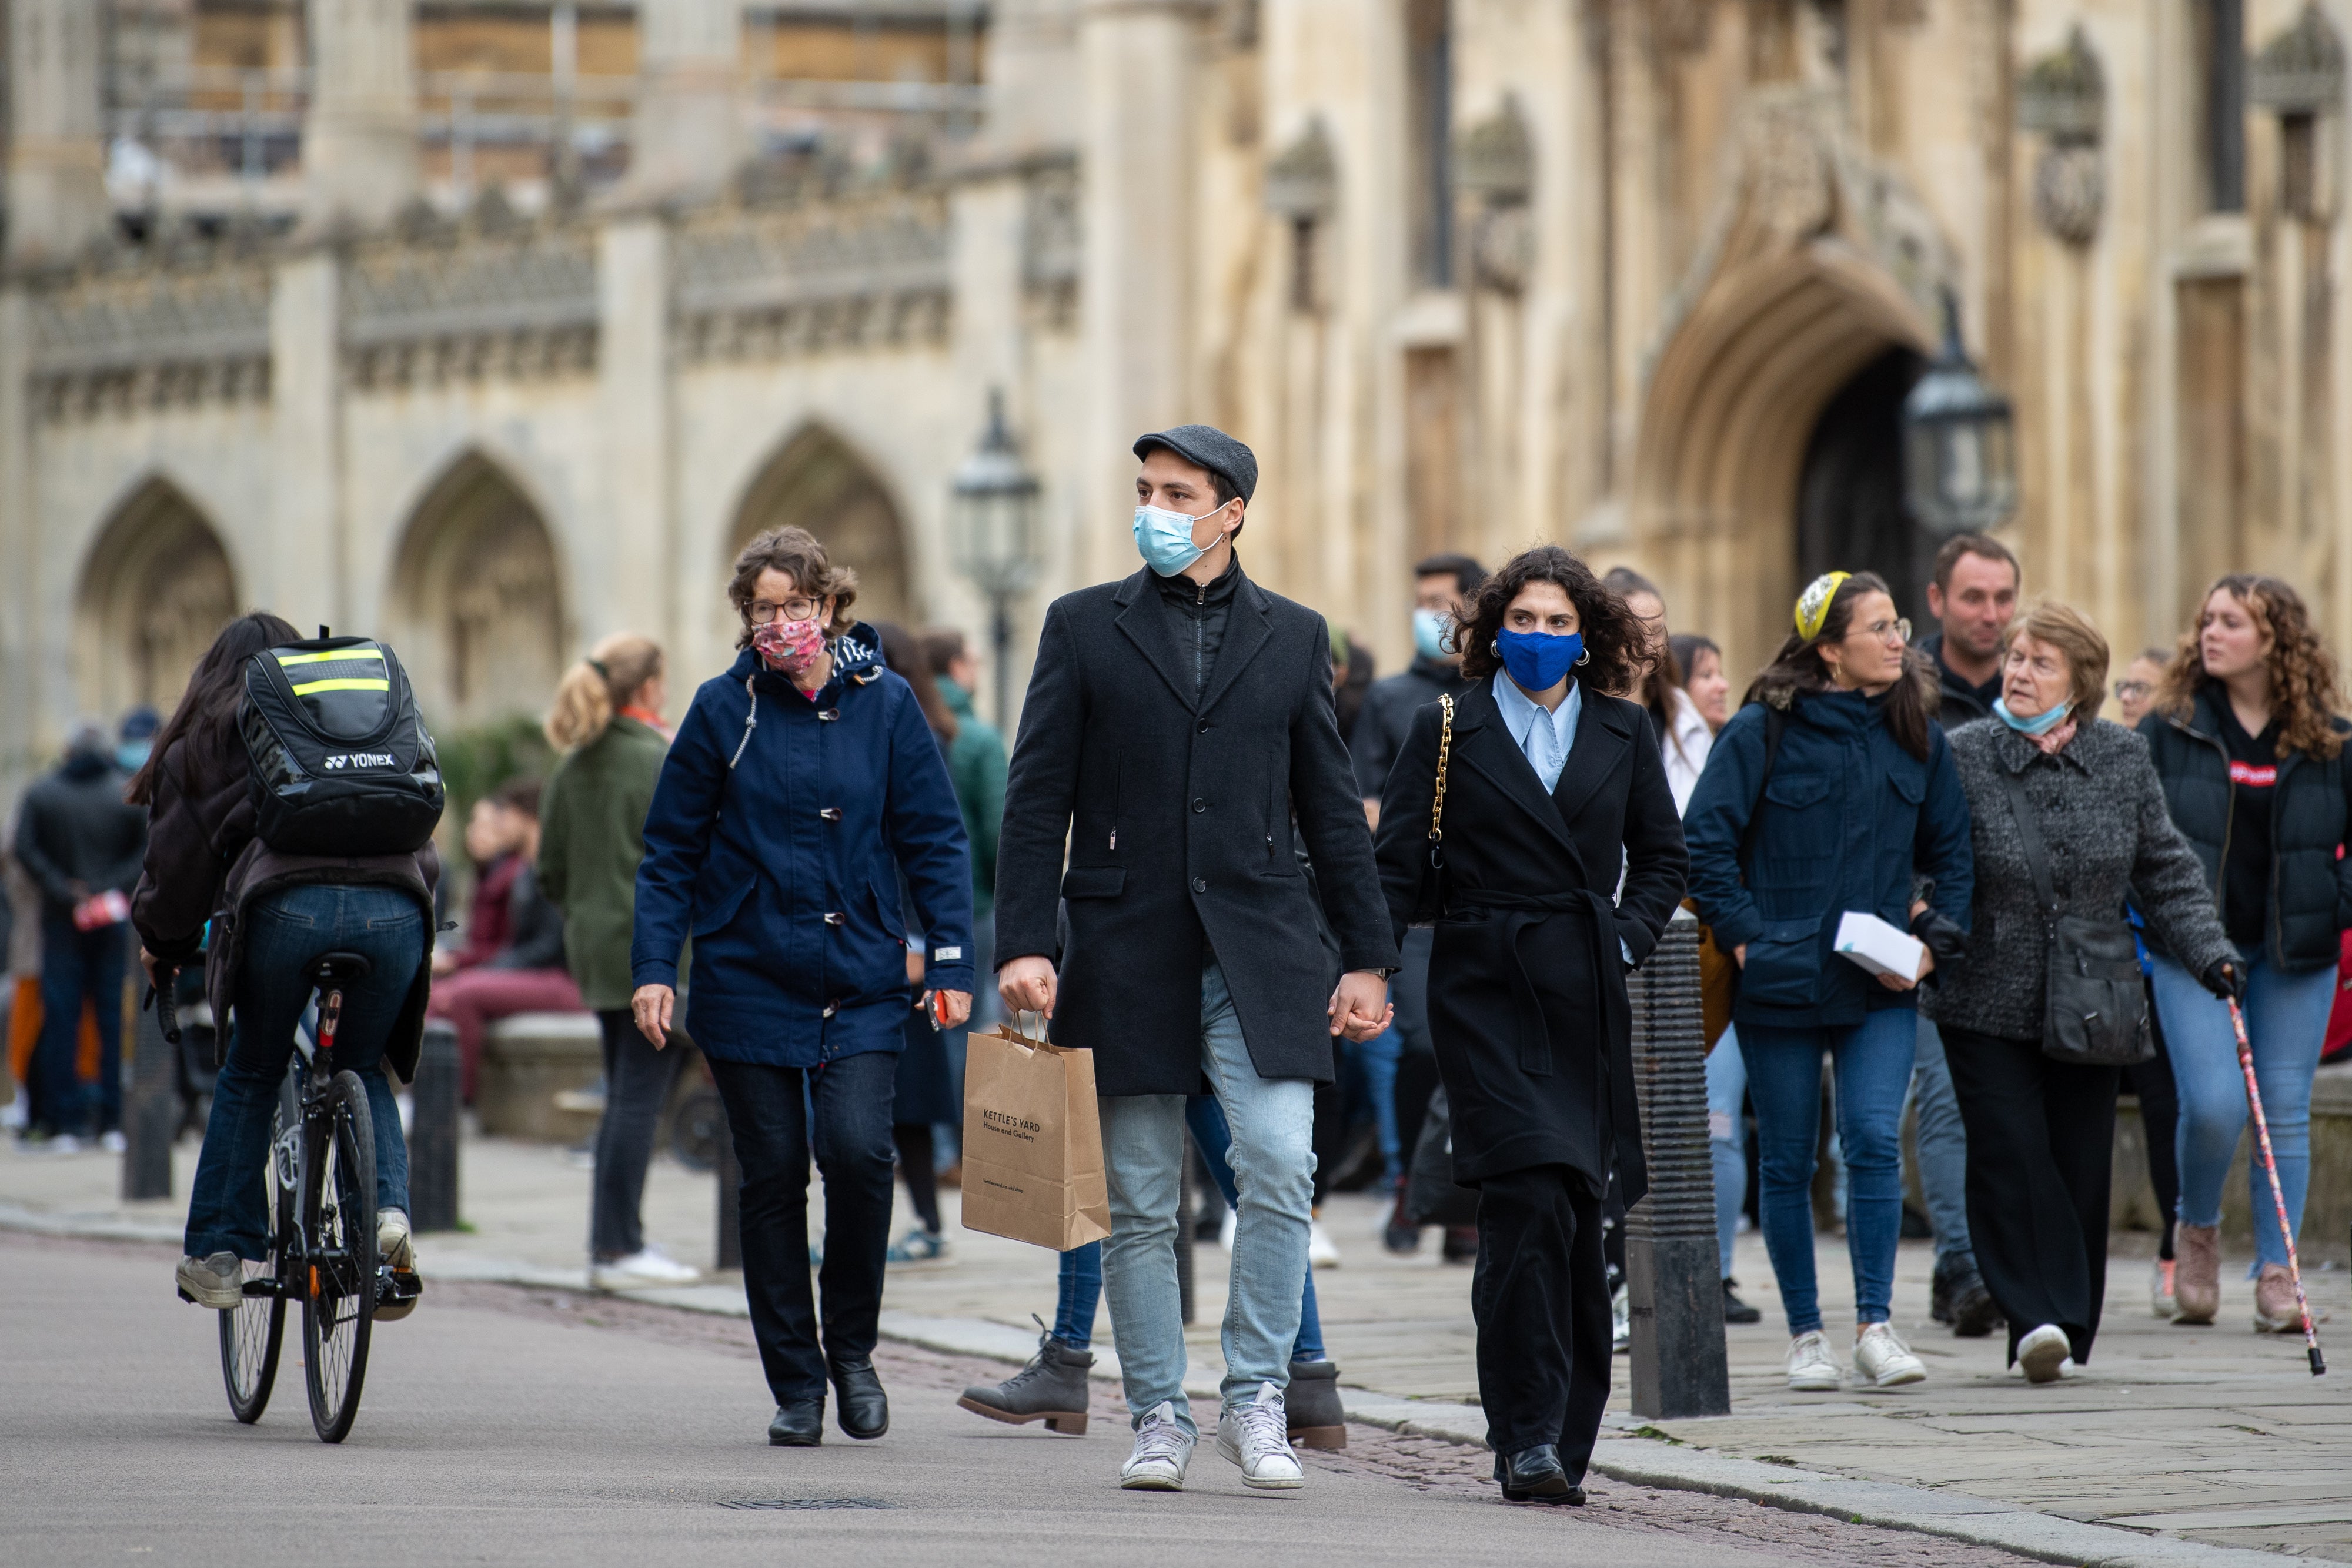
[1994,765,2153,1065]
[1405,1085,1482,1226]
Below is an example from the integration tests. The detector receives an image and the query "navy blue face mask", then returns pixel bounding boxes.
[1495,628,1584,691]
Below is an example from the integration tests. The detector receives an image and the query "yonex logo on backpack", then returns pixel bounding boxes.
[241,635,445,856]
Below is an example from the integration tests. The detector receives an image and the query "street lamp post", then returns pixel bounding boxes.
[1903,289,2020,537]
[950,389,1042,727]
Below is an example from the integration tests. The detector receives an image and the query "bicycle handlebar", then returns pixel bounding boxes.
[149,972,182,1045]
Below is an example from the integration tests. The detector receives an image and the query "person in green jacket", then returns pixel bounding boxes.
[922,629,1007,927]
[539,634,694,1291]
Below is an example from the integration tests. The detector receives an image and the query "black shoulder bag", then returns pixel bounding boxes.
[1994,765,2153,1065]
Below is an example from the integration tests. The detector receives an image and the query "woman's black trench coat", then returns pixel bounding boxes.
[1372,678,1689,1200]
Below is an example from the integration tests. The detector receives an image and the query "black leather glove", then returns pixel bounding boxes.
[1908,908,1968,965]
[2201,958,2246,1003]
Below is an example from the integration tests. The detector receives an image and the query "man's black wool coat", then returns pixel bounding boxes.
[995,563,1398,1096]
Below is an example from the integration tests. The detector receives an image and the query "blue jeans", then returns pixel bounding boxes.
[2150,947,2334,1273]
[32,910,127,1138]
[1706,1026,1746,1281]
[1909,1016,1973,1265]
[1353,1025,1406,1188]
[1054,1097,1325,1360]
[185,885,420,1261]
[1098,957,1314,1435]
[1742,1009,1917,1334]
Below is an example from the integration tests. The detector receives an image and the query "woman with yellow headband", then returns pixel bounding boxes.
[1683,570,1974,1393]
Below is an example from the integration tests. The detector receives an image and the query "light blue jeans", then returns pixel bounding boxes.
[2150,946,2334,1273]
[1706,1027,1747,1281]
[1099,958,1314,1437]
[1909,1016,1973,1265]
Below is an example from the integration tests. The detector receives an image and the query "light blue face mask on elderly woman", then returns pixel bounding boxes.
[1993,694,2070,737]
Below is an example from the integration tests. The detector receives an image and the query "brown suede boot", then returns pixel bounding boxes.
[2254,1264,2304,1334]
[2174,1223,2221,1325]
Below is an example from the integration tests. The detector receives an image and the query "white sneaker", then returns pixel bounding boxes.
[377,1207,415,1272]
[1785,1330,1841,1391]
[2150,1258,2177,1320]
[1218,1208,1237,1251]
[2016,1323,2070,1384]
[1307,1219,1341,1269]
[99,1129,127,1154]
[176,1251,243,1309]
[1217,1381,1305,1490]
[1612,1281,1631,1353]
[1853,1323,1926,1388]
[38,1133,83,1156]
[590,1246,700,1289]
[1120,1401,1195,1490]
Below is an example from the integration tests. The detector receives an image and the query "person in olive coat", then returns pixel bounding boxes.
[1373,546,1688,1506]
[539,633,689,1289]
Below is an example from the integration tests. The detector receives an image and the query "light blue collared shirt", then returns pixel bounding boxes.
[1492,672,1582,794]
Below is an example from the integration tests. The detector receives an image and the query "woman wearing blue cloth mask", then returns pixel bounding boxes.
[1683,570,1973,1395]
[1371,546,1687,1506]
[1927,603,2234,1383]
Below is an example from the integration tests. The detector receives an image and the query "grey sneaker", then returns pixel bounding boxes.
[175,1252,243,1310]
[1216,1381,1305,1490]
[1119,1401,1195,1490]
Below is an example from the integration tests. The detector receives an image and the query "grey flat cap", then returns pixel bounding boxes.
[1133,424,1257,505]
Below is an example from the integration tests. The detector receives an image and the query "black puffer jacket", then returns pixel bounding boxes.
[2137,686,2352,974]
[13,753,147,914]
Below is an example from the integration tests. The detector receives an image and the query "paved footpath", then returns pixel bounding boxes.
[6,1131,2345,1564]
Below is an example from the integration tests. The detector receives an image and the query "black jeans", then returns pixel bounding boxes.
[709,1049,898,1405]
[589,1009,683,1261]
[2121,998,2180,1260]
[1472,1164,1612,1476]
[1942,1024,2120,1366]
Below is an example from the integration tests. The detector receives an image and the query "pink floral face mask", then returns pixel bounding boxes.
[752,614,826,677]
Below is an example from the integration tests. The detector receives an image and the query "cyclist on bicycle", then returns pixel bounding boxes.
[128,614,440,1312]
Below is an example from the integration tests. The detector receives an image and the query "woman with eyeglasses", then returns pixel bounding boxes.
[629,526,974,1448]
[1685,571,1973,1393]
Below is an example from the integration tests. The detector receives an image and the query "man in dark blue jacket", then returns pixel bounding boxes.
[996,425,1395,1495]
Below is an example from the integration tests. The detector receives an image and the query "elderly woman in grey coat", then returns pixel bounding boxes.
[1929,602,2237,1384]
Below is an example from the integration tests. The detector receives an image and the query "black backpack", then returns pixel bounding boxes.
[241,634,445,856]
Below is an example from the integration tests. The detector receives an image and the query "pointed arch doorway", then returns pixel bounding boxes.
[388,452,569,728]
[75,478,240,718]
[727,425,913,638]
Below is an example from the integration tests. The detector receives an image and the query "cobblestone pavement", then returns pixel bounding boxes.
[8,1128,2347,1560]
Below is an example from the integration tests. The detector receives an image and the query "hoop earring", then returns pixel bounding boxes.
[1575,648,1591,666]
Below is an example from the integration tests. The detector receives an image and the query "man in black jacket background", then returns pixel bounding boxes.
[13,721,147,1149]
[996,425,1395,1495]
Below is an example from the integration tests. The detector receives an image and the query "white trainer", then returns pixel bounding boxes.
[176,1252,243,1310]
[1120,1401,1195,1491]
[377,1206,415,1272]
[1785,1329,1840,1391]
[1307,1219,1341,1269]
[1217,1381,1306,1490]
[2016,1323,2070,1384]
[1611,1281,1631,1353]
[1853,1323,1926,1388]
[590,1246,700,1289]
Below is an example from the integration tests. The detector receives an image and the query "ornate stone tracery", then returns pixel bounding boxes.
[674,192,954,363]
[2017,26,2106,246]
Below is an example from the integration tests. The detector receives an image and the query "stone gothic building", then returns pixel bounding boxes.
[1,0,2345,773]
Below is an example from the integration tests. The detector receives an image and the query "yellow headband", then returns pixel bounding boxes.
[1795,572,1850,642]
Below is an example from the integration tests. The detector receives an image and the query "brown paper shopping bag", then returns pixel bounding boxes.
[958,1018,1111,1251]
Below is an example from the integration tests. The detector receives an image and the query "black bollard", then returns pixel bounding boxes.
[409,1019,462,1231]
[714,1090,741,1272]
[121,979,173,1202]
[1175,1141,1196,1327]
[1625,914,1732,1419]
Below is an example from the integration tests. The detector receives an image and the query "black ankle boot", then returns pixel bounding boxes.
[768,1398,824,1446]
[1494,1444,1585,1505]
[829,1358,889,1440]
[1285,1358,1346,1450]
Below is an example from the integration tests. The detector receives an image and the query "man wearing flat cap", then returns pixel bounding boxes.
[996,424,1396,1493]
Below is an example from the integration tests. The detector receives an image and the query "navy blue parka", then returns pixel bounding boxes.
[1683,679,1974,1031]
[630,624,975,1066]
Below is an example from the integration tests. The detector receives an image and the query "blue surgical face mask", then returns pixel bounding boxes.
[1132,499,1230,577]
[1994,694,2070,736]
[1495,627,1584,692]
[1412,607,1453,661]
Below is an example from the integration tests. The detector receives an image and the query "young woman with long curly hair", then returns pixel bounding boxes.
[1684,570,1974,1394]
[2138,574,2352,1333]
[1371,545,1688,1504]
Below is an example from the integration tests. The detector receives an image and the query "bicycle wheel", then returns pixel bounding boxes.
[217,1073,298,1423]
[302,1070,377,1444]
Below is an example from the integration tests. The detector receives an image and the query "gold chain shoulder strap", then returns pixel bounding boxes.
[1428,693,1454,848]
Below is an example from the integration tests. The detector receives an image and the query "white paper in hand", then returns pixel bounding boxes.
[1834,911,1925,981]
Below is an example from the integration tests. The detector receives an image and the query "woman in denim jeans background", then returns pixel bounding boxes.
[129,614,440,1313]
[2138,575,2352,1332]
[1685,571,1973,1394]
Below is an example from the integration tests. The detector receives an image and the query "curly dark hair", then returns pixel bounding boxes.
[1456,545,1646,696]
[727,526,860,650]
[2157,574,2345,760]
[1743,570,1939,761]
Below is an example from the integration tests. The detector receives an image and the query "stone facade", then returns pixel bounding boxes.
[3,1,2348,777]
